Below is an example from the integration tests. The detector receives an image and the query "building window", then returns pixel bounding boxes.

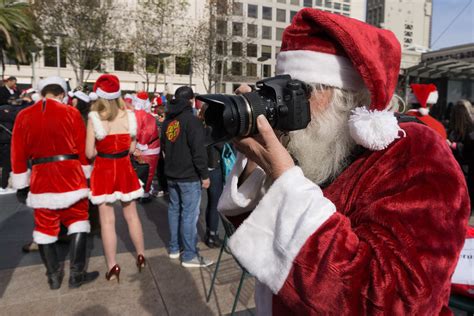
[263,64,271,77]
[248,4,258,18]
[232,42,243,57]
[290,10,297,21]
[304,0,312,7]
[261,45,272,59]
[233,2,243,16]
[44,46,66,68]
[247,24,257,38]
[262,26,272,40]
[315,0,322,5]
[216,40,227,55]
[232,22,243,36]
[405,24,413,30]
[216,20,227,35]
[404,31,413,37]
[277,0,286,3]
[232,83,241,91]
[262,6,272,20]
[231,62,242,76]
[247,63,257,77]
[334,2,341,9]
[343,4,350,11]
[114,52,134,72]
[277,9,286,22]
[84,51,102,71]
[215,60,228,75]
[290,0,299,4]
[216,0,228,15]
[404,38,413,44]
[247,43,258,57]
[325,1,332,8]
[175,56,191,75]
[145,54,164,74]
[276,28,284,41]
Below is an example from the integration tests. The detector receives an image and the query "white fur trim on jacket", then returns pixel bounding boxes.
[67,220,91,235]
[95,87,121,100]
[10,170,31,189]
[276,50,365,91]
[88,111,107,140]
[127,110,137,137]
[33,230,58,244]
[228,166,336,294]
[348,107,405,151]
[27,188,89,210]
[89,187,144,205]
[217,153,269,216]
[81,165,93,179]
[136,143,148,151]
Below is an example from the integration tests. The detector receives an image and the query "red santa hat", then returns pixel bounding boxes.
[408,84,438,116]
[133,91,151,111]
[276,8,403,150]
[93,74,121,100]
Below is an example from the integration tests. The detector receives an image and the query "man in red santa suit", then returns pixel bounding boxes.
[10,76,99,290]
[133,91,160,201]
[218,9,469,315]
[406,83,447,139]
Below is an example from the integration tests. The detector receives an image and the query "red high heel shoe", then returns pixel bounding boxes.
[136,254,146,272]
[106,264,120,283]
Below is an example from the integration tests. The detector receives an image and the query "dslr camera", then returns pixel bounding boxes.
[196,75,311,144]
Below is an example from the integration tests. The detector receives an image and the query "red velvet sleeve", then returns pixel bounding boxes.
[10,111,30,188]
[71,108,88,166]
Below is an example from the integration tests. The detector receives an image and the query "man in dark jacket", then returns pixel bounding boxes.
[161,86,213,268]
[0,76,20,105]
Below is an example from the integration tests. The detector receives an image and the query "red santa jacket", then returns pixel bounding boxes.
[218,122,469,315]
[10,98,90,209]
[134,109,160,156]
[406,110,447,139]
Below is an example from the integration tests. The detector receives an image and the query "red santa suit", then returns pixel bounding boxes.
[406,84,447,139]
[218,9,470,315]
[11,85,91,244]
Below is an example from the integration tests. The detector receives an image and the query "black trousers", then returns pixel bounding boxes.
[0,143,11,189]
[206,167,224,233]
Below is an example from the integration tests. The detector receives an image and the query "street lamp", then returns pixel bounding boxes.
[29,46,41,87]
[258,56,270,79]
[219,56,228,93]
[50,33,66,76]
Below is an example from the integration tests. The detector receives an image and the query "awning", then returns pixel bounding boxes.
[405,58,474,80]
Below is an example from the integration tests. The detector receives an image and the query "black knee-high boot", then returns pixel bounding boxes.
[38,243,63,290]
[68,233,99,288]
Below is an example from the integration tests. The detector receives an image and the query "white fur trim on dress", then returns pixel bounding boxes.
[89,187,144,205]
[95,87,121,100]
[27,188,89,210]
[10,170,31,189]
[136,143,148,151]
[88,111,107,140]
[33,230,58,244]
[349,107,405,151]
[127,110,137,137]
[218,153,269,217]
[228,166,336,294]
[67,220,91,235]
[276,50,365,91]
[81,165,93,179]
[142,147,160,155]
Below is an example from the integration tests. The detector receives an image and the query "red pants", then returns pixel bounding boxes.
[140,154,159,193]
[33,198,90,244]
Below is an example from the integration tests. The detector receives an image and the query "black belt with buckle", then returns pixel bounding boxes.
[97,150,130,159]
[31,154,79,166]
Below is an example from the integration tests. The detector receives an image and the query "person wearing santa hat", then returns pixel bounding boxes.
[86,74,146,282]
[217,8,469,315]
[68,89,98,123]
[131,91,160,202]
[406,83,447,139]
[10,76,99,290]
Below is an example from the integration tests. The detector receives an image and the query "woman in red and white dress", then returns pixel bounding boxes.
[86,74,145,282]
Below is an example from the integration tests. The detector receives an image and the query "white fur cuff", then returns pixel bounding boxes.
[68,220,91,235]
[228,166,336,294]
[10,170,31,189]
[82,165,93,179]
[33,231,58,244]
[89,187,144,205]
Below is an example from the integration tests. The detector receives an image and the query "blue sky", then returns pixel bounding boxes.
[431,0,474,49]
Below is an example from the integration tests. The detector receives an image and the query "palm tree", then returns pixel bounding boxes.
[0,0,40,78]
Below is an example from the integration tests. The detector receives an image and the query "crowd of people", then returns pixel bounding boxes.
[0,7,473,314]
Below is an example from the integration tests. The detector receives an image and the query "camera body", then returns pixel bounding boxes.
[196,75,311,144]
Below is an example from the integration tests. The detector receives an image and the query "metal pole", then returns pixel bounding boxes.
[31,52,36,87]
[261,63,264,79]
[219,57,226,93]
[164,58,167,93]
[56,36,61,76]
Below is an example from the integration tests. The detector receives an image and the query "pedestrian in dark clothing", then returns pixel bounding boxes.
[161,86,213,268]
[0,76,20,105]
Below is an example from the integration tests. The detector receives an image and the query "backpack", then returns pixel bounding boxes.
[221,143,236,183]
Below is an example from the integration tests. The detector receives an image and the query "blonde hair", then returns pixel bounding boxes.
[91,97,126,121]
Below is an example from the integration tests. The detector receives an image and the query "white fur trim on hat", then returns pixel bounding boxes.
[276,50,365,91]
[10,170,30,189]
[26,188,89,210]
[81,165,93,179]
[418,108,430,116]
[127,110,137,137]
[88,111,107,140]
[89,187,144,205]
[73,91,91,103]
[37,76,68,94]
[89,92,98,101]
[67,220,91,235]
[96,87,121,100]
[426,91,438,105]
[348,107,405,151]
[33,230,58,244]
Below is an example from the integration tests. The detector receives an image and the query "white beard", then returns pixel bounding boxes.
[286,99,356,185]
